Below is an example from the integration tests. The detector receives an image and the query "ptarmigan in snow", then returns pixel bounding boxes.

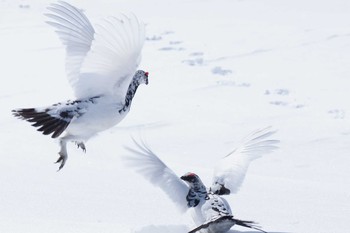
[12,1,148,170]
[124,127,279,233]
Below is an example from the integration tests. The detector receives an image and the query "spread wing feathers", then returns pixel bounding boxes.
[77,14,145,99]
[45,1,95,93]
[123,138,189,213]
[12,104,79,138]
[211,126,279,195]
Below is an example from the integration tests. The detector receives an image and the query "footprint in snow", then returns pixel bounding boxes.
[182,57,206,66]
[146,35,162,41]
[265,88,289,96]
[269,101,289,107]
[182,54,233,77]
[265,88,304,109]
[161,31,175,35]
[146,31,174,41]
[146,37,184,51]
[211,66,233,76]
[182,52,206,66]
[19,4,30,8]
[150,32,185,51]
[216,80,250,87]
[190,52,204,56]
[159,46,185,51]
[169,41,183,45]
[328,109,346,119]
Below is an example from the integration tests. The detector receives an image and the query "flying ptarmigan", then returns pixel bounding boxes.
[12,1,148,170]
[124,127,279,233]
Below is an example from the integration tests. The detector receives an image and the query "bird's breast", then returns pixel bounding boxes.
[64,97,127,137]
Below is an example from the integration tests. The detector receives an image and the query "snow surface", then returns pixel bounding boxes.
[1,0,349,233]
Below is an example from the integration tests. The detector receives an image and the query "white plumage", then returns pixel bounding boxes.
[211,128,279,195]
[124,127,279,233]
[45,1,145,99]
[125,138,190,213]
[13,1,148,170]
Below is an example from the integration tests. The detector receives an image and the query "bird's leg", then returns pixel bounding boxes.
[56,139,68,171]
[75,141,86,153]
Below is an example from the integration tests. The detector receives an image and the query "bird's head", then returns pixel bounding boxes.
[134,70,149,85]
[180,172,201,185]
[181,172,208,204]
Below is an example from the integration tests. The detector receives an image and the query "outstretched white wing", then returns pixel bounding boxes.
[45,1,95,95]
[210,127,279,195]
[46,1,145,99]
[78,14,145,99]
[123,138,189,213]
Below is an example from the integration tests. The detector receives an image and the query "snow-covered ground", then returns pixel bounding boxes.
[1,0,349,233]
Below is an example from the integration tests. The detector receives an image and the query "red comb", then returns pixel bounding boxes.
[145,72,149,77]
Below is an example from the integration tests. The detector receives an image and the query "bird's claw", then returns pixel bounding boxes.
[55,152,67,171]
[75,142,86,153]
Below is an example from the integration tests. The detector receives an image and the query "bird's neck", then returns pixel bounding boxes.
[186,181,208,208]
[193,180,207,193]
[119,79,140,114]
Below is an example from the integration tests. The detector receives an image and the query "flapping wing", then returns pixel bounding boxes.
[77,13,145,99]
[46,1,145,99]
[45,1,95,94]
[210,127,279,195]
[123,138,189,213]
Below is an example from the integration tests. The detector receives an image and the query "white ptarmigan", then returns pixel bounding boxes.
[124,127,279,233]
[12,1,148,170]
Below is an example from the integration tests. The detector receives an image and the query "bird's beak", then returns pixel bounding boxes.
[180,176,187,181]
[144,71,149,85]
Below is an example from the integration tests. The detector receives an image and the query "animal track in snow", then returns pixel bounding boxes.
[189,52,204,56]
[146,35,162,41]
[182,52,207,66]
[150,31,185,51]
[182,57,205,66]
[269,101,304,109]
[169,41,183,45]
[146,30,176,41]
[182,53,233,78]
[159,47,185,51]
[269,101,289,107]
[211,66,232,76]
[216,80,250,87]
[265,88,304,109]
[265,88,290,96]
[161,31,175,35]
[328,109,346,119]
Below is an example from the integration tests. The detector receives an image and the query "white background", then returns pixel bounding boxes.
[1,0,349,232]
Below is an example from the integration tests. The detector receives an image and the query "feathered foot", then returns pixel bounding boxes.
[75,141,86,153]
[56,139,68,171]
[56,152,67,171]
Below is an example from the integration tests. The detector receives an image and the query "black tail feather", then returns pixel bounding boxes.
[188,216,267,233]
[233,218,267,233]
[12,108,70,138]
